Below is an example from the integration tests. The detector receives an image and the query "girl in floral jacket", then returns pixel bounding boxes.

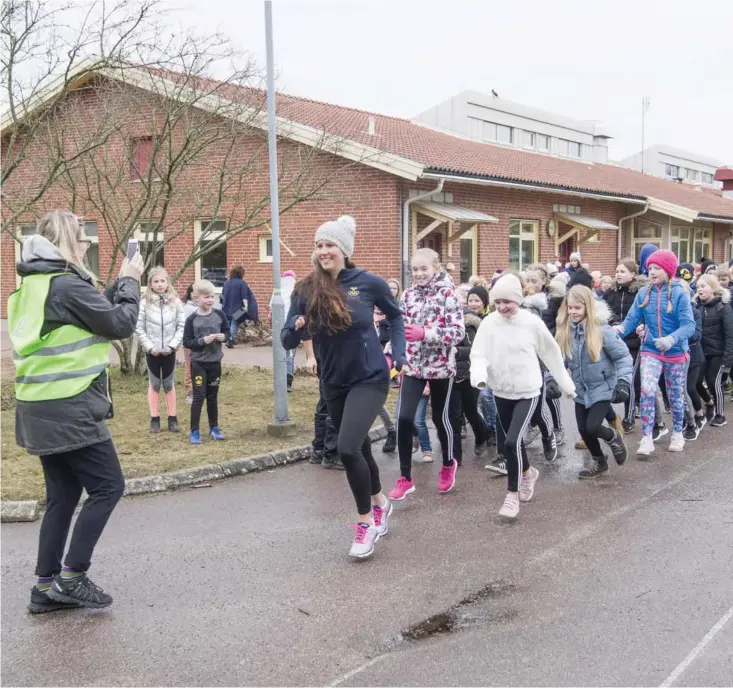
[389,248,465,501]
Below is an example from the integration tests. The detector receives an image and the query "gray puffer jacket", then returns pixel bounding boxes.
[136,295,185,353]
[566,300,633,408]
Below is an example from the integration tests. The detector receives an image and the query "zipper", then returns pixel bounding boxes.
[656,285,663,348]
[159,296,165,349]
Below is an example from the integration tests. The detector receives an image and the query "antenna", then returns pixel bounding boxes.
[641,96,650,173]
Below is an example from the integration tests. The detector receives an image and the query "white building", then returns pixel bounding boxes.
[412,90,612,163]
[619,145,722,188]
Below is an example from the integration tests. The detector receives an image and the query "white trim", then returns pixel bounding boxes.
[259,234,273,263]
[647,197,699,223]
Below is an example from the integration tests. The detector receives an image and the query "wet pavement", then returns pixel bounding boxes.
[2,400,732,686]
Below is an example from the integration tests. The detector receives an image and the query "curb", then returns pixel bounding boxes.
[1,426,388,523]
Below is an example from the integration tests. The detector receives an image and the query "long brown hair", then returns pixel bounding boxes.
[294,259,355,334]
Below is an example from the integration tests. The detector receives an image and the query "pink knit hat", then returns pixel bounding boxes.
[646,249,679,278]
[282,270,297,279]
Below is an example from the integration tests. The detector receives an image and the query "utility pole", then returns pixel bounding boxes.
[641,96,650,173]
[265,0,295,437]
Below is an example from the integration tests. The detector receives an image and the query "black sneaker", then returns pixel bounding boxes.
[46,574,113,609]
[695,415,707,432]
[578,456,608,479]
[287,374,293,393]
[309,449,324,465]
[486,428,497,446]
[382,430,397,454]
[710,414,727,427]
[150,417,161,434]
[622,419,635,434]
[322,455,345,471]
[485,456,508,476]
[225,341,234,349]
[605,429,628,465]
[705,404,715,422]
[474,441,488,457]
[27,586,82,614]
[652,423,668,442]
[167,416,180,433]
[683,423,699,441]
[542,432,558,462]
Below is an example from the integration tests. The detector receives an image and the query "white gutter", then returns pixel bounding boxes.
[698,215,733,224]
[402,179,444,285]
[617,202,650,261]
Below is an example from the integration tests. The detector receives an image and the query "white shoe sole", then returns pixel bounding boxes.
[349,534,379,559]
[499,506,519,519]
[485,465,508,476]
[668,444,685,452]
[389,486,415,501]
[375,503,393,537]
[519,468,539,502]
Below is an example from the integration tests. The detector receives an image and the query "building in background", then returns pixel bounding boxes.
[619,145,723,188]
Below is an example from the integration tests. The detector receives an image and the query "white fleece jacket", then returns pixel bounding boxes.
[470,309,575,400]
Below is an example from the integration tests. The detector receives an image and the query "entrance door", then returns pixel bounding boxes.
[557,223,577,264]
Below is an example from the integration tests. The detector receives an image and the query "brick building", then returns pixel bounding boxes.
[3,64,733,317]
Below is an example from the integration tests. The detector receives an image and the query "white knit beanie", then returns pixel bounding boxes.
[314,215,356,258]
[489,273,523,306]
[569,251,582,262]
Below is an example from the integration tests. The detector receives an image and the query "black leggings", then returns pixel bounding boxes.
[36,440,125,577]
[398,376,453,479]
[146,351,176,392]
[449,379,488,463]
[326,384,387,515]
[697,356,724,415]
[574,402,615,458]
[530,380,552,438]
[624,348,642,424]
[190,360,221,431]
[547,395,563,430]
[495,395,538,493]
[687,362,703,414]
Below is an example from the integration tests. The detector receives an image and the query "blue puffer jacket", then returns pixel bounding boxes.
[567,301,634,408]
[620,280,696,358]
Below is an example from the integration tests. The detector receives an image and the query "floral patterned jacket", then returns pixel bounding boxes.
[401,271,465,379]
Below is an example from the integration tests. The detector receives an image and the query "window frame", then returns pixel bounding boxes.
[522,131,536,149]
[567,141,582,158]
[496,124,513,144]
[537,134,550,152]
[259,234,273,263]
[665,164,680,178]
[691,227,712,263]
[632,221,662,264]
[194,219,228,293]
[508,219,538,271]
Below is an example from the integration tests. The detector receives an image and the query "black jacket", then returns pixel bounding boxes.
[689,302,705,368]
[699,294,733,367]
[455,311,482,382]
[377,319,391,348]
[602,278,645,351]
[542,280,565,335]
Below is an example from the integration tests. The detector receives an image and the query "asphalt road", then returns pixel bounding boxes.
[2,400,732,687]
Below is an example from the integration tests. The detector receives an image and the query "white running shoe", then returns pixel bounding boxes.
[372,500,393,536]
[498,493,520,519]
[348,523,379,558]
[668,431,685,452]
[519,466,539,502]
[637,434,655,456]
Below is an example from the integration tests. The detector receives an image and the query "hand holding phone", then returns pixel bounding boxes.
[126,239,139,261]
[203,334,217,344]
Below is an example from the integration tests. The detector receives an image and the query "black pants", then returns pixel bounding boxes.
[36,440,125,577]
[624,348,642,424]
[575,401,615,458]
[146,351,177,393]
[687,362,703,413]
[547,395,563,430]
[697,356,724,415]
[450,379,488,463]
[326,384,387,516]
[529,380,552,439]
[495,395,537,493]
[313,375,338,457]
[190,360,221,431]
[398,376,454,479]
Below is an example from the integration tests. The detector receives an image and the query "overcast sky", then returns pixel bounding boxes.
[178,1,730,163]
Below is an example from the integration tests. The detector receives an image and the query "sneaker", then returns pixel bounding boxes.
[637,434,655,457]
[554,427,565,446]
[420,451,434,463]
[485,456,508,476]
[438,459,458,493]
[652,423,668,442]
[322,455,345,470]
[486,428,497,446]
[612,416,625,438]
[695,415,707,432]
[309,449,324,465]
[388,477,415,501]
[209,427,225,441]
[622,419,636,434]
[518,466,539,502]
[167,416,180,433]
[668,431,685,452]
[723,379,733,393]
[705,403,715,422]
[225,341,234,349]
[578,456,609,479]
[186,392,194,405]
[382,430,397,454]
[412,437,420,453]
[542,432,557,462]
[524,425,541,447]
[498,493,520,519]
[605,429,628,465]
[373,500,393,536]
[348,523,379,559]
[474,441,488,457]
[150,417,161,434]
[286,374,293,393]
[27,586,82,614]
[575,439,587,450]
[46,574,112,609]
[683,423,699,441]
[189,429,202,445]
[710,414,727,427]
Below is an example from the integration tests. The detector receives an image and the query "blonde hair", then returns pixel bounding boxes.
[192,279,215,296]
[696,274,724,300]
[641,275,674,314]
[412,247,441,270]
[525,263,549,289]
[386,278,402,300]
[144,267,181,307]
[556,285,603,362]
[716,265,730,282]
[36,210,95,280]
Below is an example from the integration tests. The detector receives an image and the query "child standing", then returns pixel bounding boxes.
[136,267,186,433]
[182,284,198,404]
[556,286,632,478]
[182,280,230,444]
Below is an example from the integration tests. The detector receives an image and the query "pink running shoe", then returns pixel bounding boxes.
[438,459,458,493]
[388,477,415,501]
[348,523,378,558]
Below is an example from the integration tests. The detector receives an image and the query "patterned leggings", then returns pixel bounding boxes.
[640,355,687,435]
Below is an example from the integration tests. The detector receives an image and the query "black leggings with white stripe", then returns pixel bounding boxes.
[623,348,642,424]
[495,395,538,493]
[697,356,724,416]
[398,376,454,480]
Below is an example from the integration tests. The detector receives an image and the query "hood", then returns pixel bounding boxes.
[281,275,296,302]
[639,243,660,275]
[522,291,548,313]
[699,291,730,306]
[464,311,483,329]
[548,276,567,299]
[594,298,612,324]
[615,276,644,294]
[16,234,81,279]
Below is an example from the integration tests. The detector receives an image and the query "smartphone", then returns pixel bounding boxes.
[126,239,139,261]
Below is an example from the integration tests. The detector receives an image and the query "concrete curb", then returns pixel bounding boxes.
[1,426,388,523]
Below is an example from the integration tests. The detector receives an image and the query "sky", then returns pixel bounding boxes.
[174,0,733,165]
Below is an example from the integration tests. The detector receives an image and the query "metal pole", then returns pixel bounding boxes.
[265,0,294,435]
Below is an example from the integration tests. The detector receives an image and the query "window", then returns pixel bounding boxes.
[469,117,482,139]
[131,136,154,181]
[259,235,273,263]
[665,164,680,178]
[701,172,714,185]
[567,141,582,158]
[685,168,698,181]
[496,124,512,144]
[82,221,100,277]
[196,219,228,288]
[468,118,497,142]
[632,222,662,263]
[556,139,568,156]
[692,228,712,263]
[523,131,535,149]
[671,226,691,263]
[508,220,537,271]
[537,134,550,152]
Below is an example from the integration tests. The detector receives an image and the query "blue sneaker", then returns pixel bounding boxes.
[209,427,225,441]
[189,429,202,445]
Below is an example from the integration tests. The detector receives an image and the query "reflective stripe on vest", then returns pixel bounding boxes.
[8,272,111,402]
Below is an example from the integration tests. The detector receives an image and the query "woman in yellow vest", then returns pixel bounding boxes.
[8,210,143,613]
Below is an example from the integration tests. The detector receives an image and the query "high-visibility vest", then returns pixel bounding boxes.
[8,273,111,402]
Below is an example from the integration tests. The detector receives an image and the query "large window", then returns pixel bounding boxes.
[537,134,550,152]
[665,164,680,178]
[523,131,536,149]
[671,226,691,263]
[496,124,513,144]
[632,222,662,263]
[701,172,714,185]
[509,220,537,271]
[567,141,582,158]
[692,228,712,263]
[196,219,228,288]
[685,168,699,182]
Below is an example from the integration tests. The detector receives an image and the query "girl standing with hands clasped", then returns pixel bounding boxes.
[556,286,632,478]
[136,267,186,433]
[282,216,406,559]
[470,274,575,519]
[617,250,695,455]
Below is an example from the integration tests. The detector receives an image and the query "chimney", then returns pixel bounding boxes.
[714,166,733,200]
[368,116,376,136]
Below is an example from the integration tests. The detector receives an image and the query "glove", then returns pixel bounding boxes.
[654,335,675,352]
[611,381,630,404]
[404,324,426,342]
[545,378,562,400]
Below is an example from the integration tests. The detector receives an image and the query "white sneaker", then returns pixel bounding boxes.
[372,500,393,536]
[637,434,655,456]
[420,451,433,463]
[348,523,379,558]
[668,431,685,452]
[519,466,539,503]
[524,425,541,447]
[498,493,520,519]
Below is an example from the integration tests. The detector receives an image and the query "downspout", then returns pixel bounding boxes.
[617,201,650,262]
[402,178,444,286]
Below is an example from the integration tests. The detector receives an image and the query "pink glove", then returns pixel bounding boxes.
[404,324,426,342]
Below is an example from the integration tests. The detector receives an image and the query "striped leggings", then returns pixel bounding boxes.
[495,395,538,494]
